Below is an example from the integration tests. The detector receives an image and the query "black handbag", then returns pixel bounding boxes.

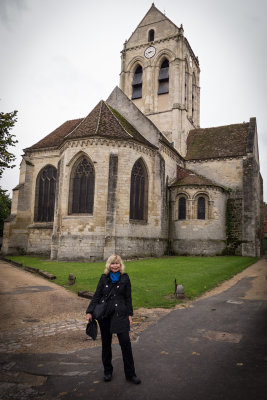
[92,285,115,321]
[86,319,98,340]
[93,299,107,320]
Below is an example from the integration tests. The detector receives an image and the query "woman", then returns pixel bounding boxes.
[86,254,141,384]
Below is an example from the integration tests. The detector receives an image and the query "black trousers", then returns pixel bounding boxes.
[98,317,136,379]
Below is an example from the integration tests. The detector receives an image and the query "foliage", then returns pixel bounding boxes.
[0,188,11,236]
[7,255,257,309]
[0,110,18,179]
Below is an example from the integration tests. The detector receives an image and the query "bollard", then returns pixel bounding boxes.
[68,273,76,286]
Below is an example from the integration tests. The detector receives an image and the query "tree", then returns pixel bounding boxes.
[0,188,11,236]
[0,110,18,237]
[0,110,18,179]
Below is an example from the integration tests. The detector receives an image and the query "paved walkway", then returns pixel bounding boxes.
[0,258,266,400]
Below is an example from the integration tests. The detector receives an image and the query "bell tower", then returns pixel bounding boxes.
[119,3,200,157]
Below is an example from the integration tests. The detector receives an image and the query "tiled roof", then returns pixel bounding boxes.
[186,123,249,160]
[27,118,82,150]
[67,101,157,148]
[27,101,157,151]
[170,165,227,190]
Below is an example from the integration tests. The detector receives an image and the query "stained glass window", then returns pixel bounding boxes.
[197,197,205,219]
[70,157,95,214]
[178,197,186,220]
[130,159,148,221]
[35,165,57,222]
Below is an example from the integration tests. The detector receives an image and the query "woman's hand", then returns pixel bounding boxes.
[129,316,133,325]
[86,313,92,322]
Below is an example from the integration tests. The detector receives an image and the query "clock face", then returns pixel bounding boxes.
[144,46,156,59]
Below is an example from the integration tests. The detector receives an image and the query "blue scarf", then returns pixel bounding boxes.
[110,271,120,283]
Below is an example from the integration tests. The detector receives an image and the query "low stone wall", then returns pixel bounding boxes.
[27,226,53,256]
[55,234,105,261]
[172,239,226,256]
[115,236,168,259]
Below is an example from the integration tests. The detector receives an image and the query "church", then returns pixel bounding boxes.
[2,4,264,260]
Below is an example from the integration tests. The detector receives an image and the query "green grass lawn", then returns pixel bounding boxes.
[7,255,257,309]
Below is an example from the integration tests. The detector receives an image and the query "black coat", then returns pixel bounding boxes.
[86,273,133,333]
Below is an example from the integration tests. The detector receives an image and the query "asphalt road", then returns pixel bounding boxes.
[0,259,266,400]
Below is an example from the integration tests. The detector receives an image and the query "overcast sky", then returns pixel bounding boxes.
[1,0,267,200]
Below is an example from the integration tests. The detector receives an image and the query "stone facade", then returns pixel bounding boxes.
[120,5,200,157]
[2,4,264,259]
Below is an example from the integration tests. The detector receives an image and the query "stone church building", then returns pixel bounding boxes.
[2,4,264,260]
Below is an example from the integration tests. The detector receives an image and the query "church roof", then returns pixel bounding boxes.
[170,166,228,191]
[27,118,82,151]
[66,100,157,148]
[26,101,157,152]
[186,122,249,160]
[128,3,178,39]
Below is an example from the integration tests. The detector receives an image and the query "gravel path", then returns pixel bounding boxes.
[0,261,169,353]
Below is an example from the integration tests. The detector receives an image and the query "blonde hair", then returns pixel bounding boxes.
[104,254,125,275]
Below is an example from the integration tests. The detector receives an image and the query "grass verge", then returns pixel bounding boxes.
[6,255,257,309]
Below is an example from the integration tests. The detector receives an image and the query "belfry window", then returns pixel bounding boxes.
[197,196,205,219]
[130,159,148,221]
[148,29,155,42]
[35,165,57,222]
[178,197,186,220]
[158,59,169,94]
[69,156,95,214]
[132,65,143,99]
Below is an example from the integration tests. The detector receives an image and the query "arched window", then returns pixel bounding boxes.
[132,65,143,99]
[130,159,148,221]
[69,156,95,214]
[148,29,154,42]
[192,73,196,121]
[178,197,186,220]
[35,165,57,222]
[158,59,169,94]
[197,196,205,219]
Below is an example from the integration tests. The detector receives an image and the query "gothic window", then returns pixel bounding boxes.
[132,65,143,99]
[69,156,95,214]
[148,29,155,42]
[130,159,148,221]
[35,165,57,222]
[178,197,186,220]
[197,196,206,219]
[158,59,169,94]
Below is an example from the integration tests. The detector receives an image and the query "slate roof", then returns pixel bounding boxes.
[186,122,249,160]
[170,166,228,191]
[26,101,157,151]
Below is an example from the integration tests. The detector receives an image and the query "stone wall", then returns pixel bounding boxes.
[170,185,227,255]
[1,149,60,255]
[225,197,243,255]
[241,119,263,257]
[186,158,243,190]
[27,225,53,255]
[115,236,167,259]
[172,239,225,256]
[50,138,172,260]
[120,5,200,156]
